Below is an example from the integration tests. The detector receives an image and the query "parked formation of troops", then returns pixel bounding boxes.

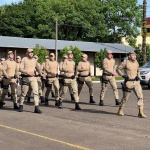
[0,48,147,118]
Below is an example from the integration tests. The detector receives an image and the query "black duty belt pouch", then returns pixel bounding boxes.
[101,76,108,84]
[22,77,30,85]
[77,78,84,84]
[121,82,132,92]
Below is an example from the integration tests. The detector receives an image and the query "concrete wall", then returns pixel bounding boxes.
[122,36,150,47]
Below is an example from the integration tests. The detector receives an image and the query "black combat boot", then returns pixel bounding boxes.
[0,102,5,109]
[58,101,63,109]
[8,92,11,97]
[34,106,42,114]
[51,92,55,98]
[27,97,30,103]
[18,105,23,112]
[70,94,75,101]
[40,96,45,103]
[115,99,120,105]
[11,96,13,100]
[99,100,104,106]
[89,96,96,103]
[14,103,19,109]
[45,99,49,105]
[75,102,81,110]
[55,100,59,106]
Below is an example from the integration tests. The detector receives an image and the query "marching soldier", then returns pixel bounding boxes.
[16,56,22,98]
[116,51,146,118]
[0,58,5,96]
[99,50,120,106]
[33,55,45,103]
[41,56,49,91]
[16,56,22,85]
[58,51,81,110]
[44,53,59,106]
[0,51,19,109]
[41,56,55,98]
[1,58,11,98]
[19,48,43,113]
[77,54,95,103]
[59,55,75,101]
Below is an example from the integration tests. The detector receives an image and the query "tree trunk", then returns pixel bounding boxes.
[142,0,147,65]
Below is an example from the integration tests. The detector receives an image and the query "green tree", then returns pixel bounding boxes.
[94,49,107,68]
[135,44,150,66]
[0,0,142,43]
[33,44,49,63]
[59,45,83,65]
[146,44,150,61]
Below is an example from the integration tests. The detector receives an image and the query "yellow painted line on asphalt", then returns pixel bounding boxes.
[0,124,91,150]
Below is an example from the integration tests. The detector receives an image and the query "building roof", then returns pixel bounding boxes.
[0,36,134,53]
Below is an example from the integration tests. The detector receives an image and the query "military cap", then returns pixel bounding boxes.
[50,53,55,56]
[106,50,113,54]
[33,55,38,59]
[129,51,136,55]
[82,54,88,58]
[63,55,67,58]
[27,48,34,53]
[45,56,49,59]
[0,58,5,61]
[8,51,14,55]
[16,56,21,59]
[68,51,73,54]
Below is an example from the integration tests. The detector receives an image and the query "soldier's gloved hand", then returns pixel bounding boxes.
[14,75,17,79]
[136,76,141,81]
[122,75,128,80]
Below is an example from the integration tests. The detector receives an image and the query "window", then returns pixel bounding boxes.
[147,28,150,33]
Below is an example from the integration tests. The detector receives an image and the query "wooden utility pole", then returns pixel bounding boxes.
[55,18,58,61]
[142,0,147,64]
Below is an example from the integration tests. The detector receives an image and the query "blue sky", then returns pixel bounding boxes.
[0,0,150,17]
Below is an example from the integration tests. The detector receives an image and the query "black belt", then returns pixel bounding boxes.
[64,75,75,79]
[79,75,89,77]
[127,79,136,81]
[59,75,64,78]
[35,75,40,77]
[103,73,112,76]
[21,75,32,77]
[46,76,56,78]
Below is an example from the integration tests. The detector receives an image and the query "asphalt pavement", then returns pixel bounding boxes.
[0,83,150,150]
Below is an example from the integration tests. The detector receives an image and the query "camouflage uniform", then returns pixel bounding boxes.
[41,56,55,98]
[99,50,119,106]
[44,53,59,106]
[117,51,146,118]
[19,48,42,113]
[0,51,19,109]
[59,51,81,110]
[59,55,74,101]
[77,54,95,103]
